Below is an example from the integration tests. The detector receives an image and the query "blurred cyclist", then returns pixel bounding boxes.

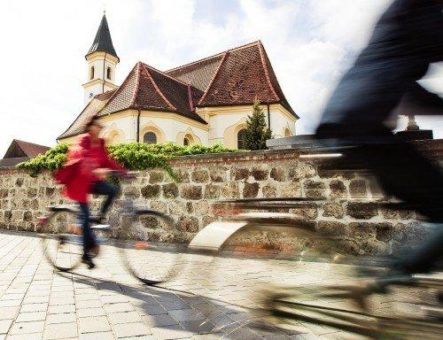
[316,0,443,277]
[55,115,126,269]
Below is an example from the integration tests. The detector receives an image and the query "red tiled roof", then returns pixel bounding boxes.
[3,140,50,159]
[166,41,296,117]
[98,62,206,123]
[58,90,115,139]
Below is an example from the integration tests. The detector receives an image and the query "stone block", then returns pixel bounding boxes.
[231,168,249,180]
[347,202,378,219]
[192,170,209,183]
[316,220,349,237]
[174,169,190,183]
[262,185,277,198]
[243,182,259,198]
[123,186,140,198]
[194,201,209,215]
[141,185,160,198]
[349,179,367,198]
[150,201,168,214]
[204,184,221,199]
[202,215,217,226]
[209,168,227,182]
[149,171,164,184]
[27,188,37,198]
[45,187,55,197]
[180,185,202,200]
[303,180,326,199]
[177,216,200,232]
[329,180,347,199]
[288,162,316,180]
[15,178,24,187]
[375,223,395,242]
[270,167,286,182]
[322,203,344,219]
[280,182,301,197]
[251,168,268,181]
[348,222,377,239]
[162,183,179,198]
[290,204,318,220]
[221,182,240,199]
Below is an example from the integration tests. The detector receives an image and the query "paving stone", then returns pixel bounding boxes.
[48,304,75,314]
[9,321,44,335]
[46,313,76,324]
[78,316,111,334]
[113,322,152,338]
[108,311,142,324]
[0,319,12,334]
[20,303,48,312]
[143,314,178,327]
[76,299,102,309]
[104,302,134,313]
[44,322,78,339]
[15,312,46,322]
[77,308,106,318]
[0,307,19,320]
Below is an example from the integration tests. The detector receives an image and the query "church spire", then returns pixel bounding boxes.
[86,13,119,61]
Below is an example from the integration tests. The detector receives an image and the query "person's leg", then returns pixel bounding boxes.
[78,203,92,258]
[91,181,119,217]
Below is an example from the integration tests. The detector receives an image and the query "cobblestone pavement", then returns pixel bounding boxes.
[0,231,428,340]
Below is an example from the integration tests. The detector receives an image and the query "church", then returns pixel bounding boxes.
[58,14,297,149]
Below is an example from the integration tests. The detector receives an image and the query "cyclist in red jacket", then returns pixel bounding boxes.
[55,115,126,269]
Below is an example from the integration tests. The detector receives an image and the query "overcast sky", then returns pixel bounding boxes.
[1,0,443,156]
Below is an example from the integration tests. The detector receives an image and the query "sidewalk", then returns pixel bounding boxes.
[0,231,380,339]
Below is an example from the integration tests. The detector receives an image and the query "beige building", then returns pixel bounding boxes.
[58,14,297,149]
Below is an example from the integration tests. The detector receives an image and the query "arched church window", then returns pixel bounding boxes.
[90,66,95,80]
[107,67,112,80]
[143,132,157,144]
[183,134,194,146]
[237,129,247,149]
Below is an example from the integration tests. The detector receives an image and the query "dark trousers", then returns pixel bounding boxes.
[316,0,443,274]
[79,181,119,258]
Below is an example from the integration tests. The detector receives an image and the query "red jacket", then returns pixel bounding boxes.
[54,134,126,203]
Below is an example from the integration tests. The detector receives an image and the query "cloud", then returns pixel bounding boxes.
[2,0,443,156]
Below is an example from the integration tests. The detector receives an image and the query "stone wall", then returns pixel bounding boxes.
[1,143,441,256]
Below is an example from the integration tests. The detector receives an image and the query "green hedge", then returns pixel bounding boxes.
[17,142,235,178]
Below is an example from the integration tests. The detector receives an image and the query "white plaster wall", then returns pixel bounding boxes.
[270,109,296,138]
[140,116,208,145]
[100,115,136,143]
[87,59,116,82]
[208,112,248,145]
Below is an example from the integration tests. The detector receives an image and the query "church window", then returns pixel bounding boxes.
[237,129,247,149]
[107,67,112,80]
[143,132,157,144]
[90,66,95,80]
[183,134,194,146]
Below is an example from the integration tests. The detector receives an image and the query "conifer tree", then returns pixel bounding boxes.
[244,100,272,150]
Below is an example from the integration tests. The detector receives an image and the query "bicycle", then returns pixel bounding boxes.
[38,171,183,285]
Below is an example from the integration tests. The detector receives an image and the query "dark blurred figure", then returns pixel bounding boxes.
[316,0,443,274]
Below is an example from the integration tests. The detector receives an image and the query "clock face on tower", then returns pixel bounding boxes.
[89,92,94,98]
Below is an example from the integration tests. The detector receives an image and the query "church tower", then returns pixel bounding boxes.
[82,13,119,104]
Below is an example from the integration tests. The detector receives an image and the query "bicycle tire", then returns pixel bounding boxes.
[40,209,83,272]
[116,209,185,285]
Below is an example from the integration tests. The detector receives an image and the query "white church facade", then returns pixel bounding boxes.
[58,14,297,149]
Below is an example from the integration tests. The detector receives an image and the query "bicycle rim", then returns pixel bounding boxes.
[117,212,186,285]
[41,210,83,271]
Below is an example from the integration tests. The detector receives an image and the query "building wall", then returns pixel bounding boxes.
[197,104,297,148]
[1,145,440,256]
[98,110,209,145]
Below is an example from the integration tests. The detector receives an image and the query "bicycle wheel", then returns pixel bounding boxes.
[116,209,186,285]
[40,209,83,272]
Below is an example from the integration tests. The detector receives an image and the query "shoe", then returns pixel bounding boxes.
[81,256,96,269]
[89,244,100,258]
